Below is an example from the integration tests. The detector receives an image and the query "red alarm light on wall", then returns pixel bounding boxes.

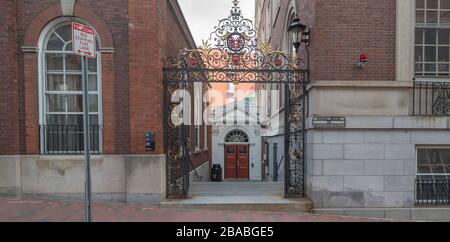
[358,53,368,68]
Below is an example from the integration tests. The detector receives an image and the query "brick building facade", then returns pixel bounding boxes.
[257,0,450,220]
[0,0,211,203]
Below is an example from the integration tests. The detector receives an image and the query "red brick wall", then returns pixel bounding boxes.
[263,0,396,81]
[309,0,396,80]
[7,0,210,164]
[0,0,20,155]
[128,0,162,154]
[15,1,129,155]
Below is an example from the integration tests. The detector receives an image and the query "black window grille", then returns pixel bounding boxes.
[39,125,102,155]
[416,177,450,206]
[413,81,450,116]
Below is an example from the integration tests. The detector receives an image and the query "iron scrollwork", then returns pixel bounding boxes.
[163,0,309,198]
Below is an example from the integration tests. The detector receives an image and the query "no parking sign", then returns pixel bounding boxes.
[72,22,96,58]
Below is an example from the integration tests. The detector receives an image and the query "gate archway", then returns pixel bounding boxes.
[162,1,309,198]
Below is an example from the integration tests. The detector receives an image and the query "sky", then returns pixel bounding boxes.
[178,0,256,47]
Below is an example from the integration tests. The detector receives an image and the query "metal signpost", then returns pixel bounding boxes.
[72,22,96,222]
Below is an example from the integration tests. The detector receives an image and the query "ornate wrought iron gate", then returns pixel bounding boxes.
[162,1,309,198]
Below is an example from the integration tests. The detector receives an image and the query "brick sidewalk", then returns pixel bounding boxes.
[0,199,392,222]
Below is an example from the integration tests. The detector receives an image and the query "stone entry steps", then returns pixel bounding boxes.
[161,182,313,213]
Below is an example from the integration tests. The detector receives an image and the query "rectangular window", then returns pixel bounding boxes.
[416,147,450,206]
[415,0,450,77]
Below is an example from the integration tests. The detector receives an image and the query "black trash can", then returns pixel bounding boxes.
[211,164,222,182]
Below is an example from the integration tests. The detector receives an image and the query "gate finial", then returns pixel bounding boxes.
[232,0,239,7]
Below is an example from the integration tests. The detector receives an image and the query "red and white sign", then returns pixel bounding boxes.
[72,22,96,58]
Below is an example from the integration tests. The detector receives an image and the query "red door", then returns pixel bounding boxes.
[225,145,237,179]
[237,145,249,179]
[224,144,250,180]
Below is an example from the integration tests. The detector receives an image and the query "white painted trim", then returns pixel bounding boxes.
[60,0,75,16]
[22,46,39,53]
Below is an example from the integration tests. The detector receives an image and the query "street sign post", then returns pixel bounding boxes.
[72,22,96,223]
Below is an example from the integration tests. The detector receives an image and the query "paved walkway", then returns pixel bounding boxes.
[0,199,393,222]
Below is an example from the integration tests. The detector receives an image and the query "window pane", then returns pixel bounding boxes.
[56,25,72,43]
[427,10,439,23]
[89,95,98,112]
[445,165,450,173]
[438,46,449,61]
[427,0,439,9]
[65,54,82,71]
[47,115,99,125]
[47,74,64,91]
[417,0,425,8]
[65,42,73,52]
[46,33,64,51]
[89,58,98,72]
[89,75,98,91]
[417,10,425,23]
[415,46,424,61]
[438,63,449,71]
[425,63,437,72]
[432,166,445,173]
[90,115,99,125]
[418,166,431,174]
[65,74,82,91]
[46,53,64,71]
[47,114,83,125]
[425,46,436,61]
[416,30,424,44]
[67,95,83,112]
[425,29,437,44]
[442,0,450,9]
[438,29,449,44]
[415,63,424,74]
[441,11,450,23]
[47,95,66,112]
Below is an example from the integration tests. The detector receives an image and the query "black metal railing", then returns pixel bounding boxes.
[416,177,450,206]
[413,81,450,116]
[40,125,102,155]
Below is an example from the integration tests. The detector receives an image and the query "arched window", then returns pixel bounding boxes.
[39,20,102,154]
[225,130,249,143]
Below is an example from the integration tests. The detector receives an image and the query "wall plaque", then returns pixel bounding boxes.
[313,117,346,129]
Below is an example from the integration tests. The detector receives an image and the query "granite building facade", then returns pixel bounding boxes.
[256,0,450,220]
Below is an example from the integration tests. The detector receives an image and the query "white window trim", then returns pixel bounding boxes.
[38,17,103,154]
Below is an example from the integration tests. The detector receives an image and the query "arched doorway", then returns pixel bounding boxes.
[224,130,250,180]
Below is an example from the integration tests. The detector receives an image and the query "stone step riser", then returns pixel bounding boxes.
[161,202,313,213]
